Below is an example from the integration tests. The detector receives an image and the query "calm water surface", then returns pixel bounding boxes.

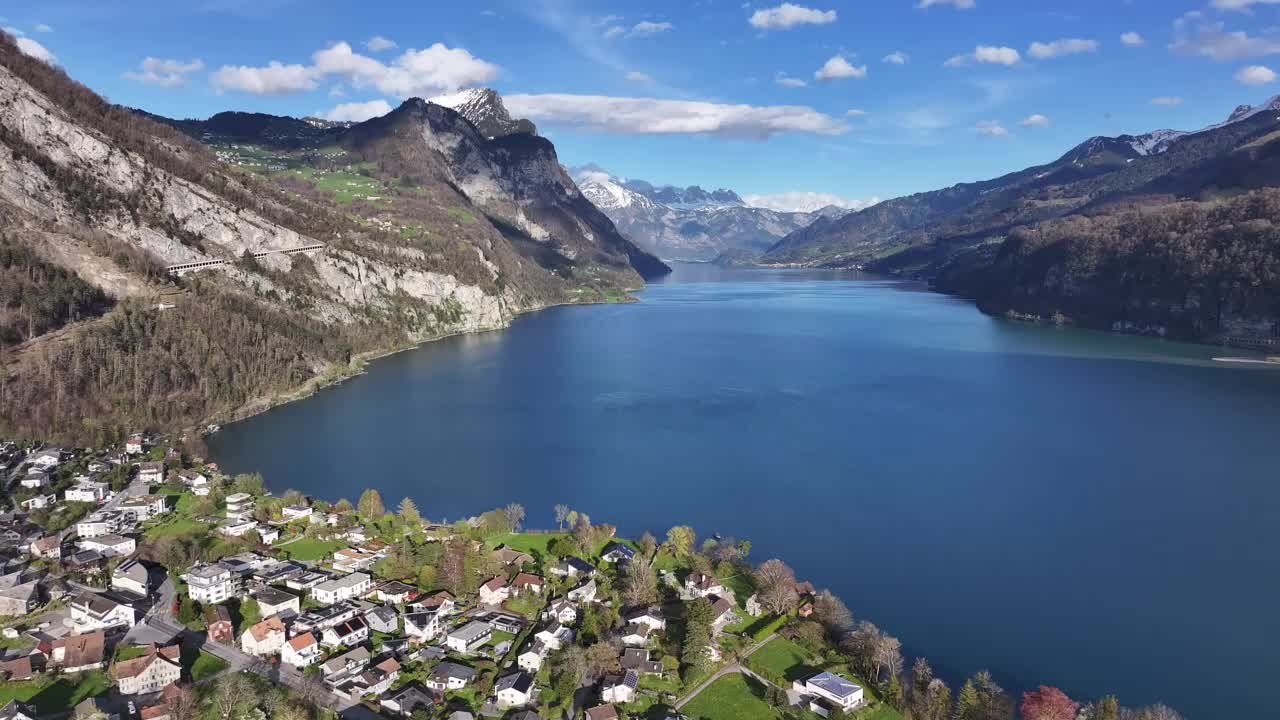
[211,264,1280,718]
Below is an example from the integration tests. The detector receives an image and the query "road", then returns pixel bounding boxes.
[673,634,780,711]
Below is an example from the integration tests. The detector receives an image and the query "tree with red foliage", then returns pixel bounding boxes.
[1021,685,1079,720]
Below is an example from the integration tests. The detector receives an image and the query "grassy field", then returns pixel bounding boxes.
[745,637,811,684]
[680,674,779,720]
[0,671,110,713]
[276,537,344,561]
[143,517,207,540]
[483,532,568,555]
[719,573,756,607]
[191,651,230,681]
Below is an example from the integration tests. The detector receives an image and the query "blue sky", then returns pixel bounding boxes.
[7,0,1280,210]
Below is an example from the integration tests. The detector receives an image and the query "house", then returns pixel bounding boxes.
[206,605,234,643]
[620,648,664,675]
[584,705,619,720]
[510,573,544,596]
[281,505,313,522]
[684,572,723,598]
[118,496,169,523]
[481,611,524,635]
[479,577,509,605]
[137,462,165,485]
[332,548,376,574]
[793,672,865,715]
[310,572,372,605]
[426,661,476,691]
[403,611,442,642]
[445,621,492,653]
[29,536,62,560]
[254,560,304,586]
[0,580,40,616]
[111,558,150,596]
[375,581,418,605]
[601,542,636,564]
[126,435,145,455]
[336,655,401,699]
[224,493,254,521]
[600,670,639,704]
[78,534,135,558]
[67,549,106,571]
[19,472,48,490]
[70,592,136,632]
[185,563,234,604]
[73,698,117,720]
[280,632,322,667]
[65,481,109,504]
[494,671,534,708]
[364,606,398,634]
[625,606,667,632]
[534,622,573,650]
[50,632,106,672]
[176,469,207,492]
[412,590,455,615]
[285,570,331,592]
[290,601,360,635]
[620,623,651,647]
[20,494,56,511]
[707,595,738,633]
[321,646,370,683]
[258,526,280,544]
[380,683,440,717]
[26,449,61,471]
[114,645,181,695]
[517,640,550,672]
[493,547,534,567]
[1,702,37,720]
[240,616,286,656]
[567,579,597,603]
[321,616,369,648]
[76,511,126,538]
[543,599,578,625]
[254,586,300,619]
[218,520,258,538]
[0,656,35,681]
[550,557,595,578]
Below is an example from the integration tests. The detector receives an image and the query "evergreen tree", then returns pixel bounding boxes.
[399,497,421,527]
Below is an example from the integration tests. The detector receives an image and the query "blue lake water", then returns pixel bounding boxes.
[210,263,1280,718]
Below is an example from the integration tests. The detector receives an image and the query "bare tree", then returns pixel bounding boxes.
[554,504,569,530]
[504,503,526,532]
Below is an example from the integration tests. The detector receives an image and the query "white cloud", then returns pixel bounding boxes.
[975,120,1009,137]
[328,86,345,97]
[628,21,673,37]
[123,57,205,88]
[882,51,908,65]
[1151,96,1184,106]
[4,26,24,37]
[1171,15,1280,61]
[899,107,950,131]
[603,20,674,39]
[34,23,52,33]
[603,26,626,39]
[319,99,393,122]
[748,4,836,30]
[918,0,975,8]
[502,93,849,139]
[211,61,318,95]
[1120,32,1145,47]
[14,37,54,64]
[815,55,867,81]
[775,72,807,87]
[945,45,1021,67]
[212,41,499,97]
[366,36,397,52]
[845,109,868,117]
[1236,65,1277,85]
[625,71,652,82]
[743,192,881,213]
[1211,0,1280,9]
[1019,113,1049,128]
[1027,38,1098,60]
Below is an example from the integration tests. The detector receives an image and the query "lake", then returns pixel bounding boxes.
[210,263,1280,718]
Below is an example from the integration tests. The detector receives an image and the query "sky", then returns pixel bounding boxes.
[6,0,1280,211]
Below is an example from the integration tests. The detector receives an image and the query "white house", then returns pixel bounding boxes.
[320,617,369,648]
[494,672,534,709]
[510,573,544,596]
[684,572,723,598]
[567,579,597,603]
[240,616,286,656]
[79,534,135,558]
[517,640,549,672]
[707,595,738,633]
[224,493,254,521]
[426,662,475,691]
[115,647,181,695]
[77,510,126,539]
[111,558,150,596]
[310,572,372,605]
[543,599,578,625]
[118,496,168,522]
[793,672,865,715]
[19,494,56,511]
[332,548,376,574]
[70,593,136,632]
[479,577,510,606]
[65,481,109,504]
[620,624,651,647]
[625,607,667,632]
[445,621,492,653]
[218,520,259,538]
[404,611,442,642]
[254,587,300,619]
[185,563,235,604]
[126,435,145,455]
[19,472,48,490]
[281,505,314,522]
[600,670,639,704]
[281,632,322,667]
[137,462,165,485]
[534,622,574,651]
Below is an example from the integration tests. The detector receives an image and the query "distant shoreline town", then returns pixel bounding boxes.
[0,434,1184,720]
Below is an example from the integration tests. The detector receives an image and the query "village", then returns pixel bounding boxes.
[0,436,895,720]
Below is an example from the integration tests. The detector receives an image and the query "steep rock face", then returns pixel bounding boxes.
[430,88,537,139]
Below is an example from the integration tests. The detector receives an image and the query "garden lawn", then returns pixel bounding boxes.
[483,532,568,555]
[143,517,207,540]
[277,537,344,561]
[190,651,229,681]
[745,637,812,684]
[680,673,779,720]
[0,671,110,713]
[719,573,756,606]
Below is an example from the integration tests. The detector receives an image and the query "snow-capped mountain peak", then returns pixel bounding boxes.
[578,175,656,211]
[427,87,537,139]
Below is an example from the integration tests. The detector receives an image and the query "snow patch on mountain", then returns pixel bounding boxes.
[743,191,881,214]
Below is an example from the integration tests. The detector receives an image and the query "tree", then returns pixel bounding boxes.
[357,489,384,520]
[1021,686,1079,720]
[438,538,467,594]
[211,672,252,718]
[166,685,198,720]
[754,558,800,615]
[554,504,570,530]
[398,497,421,527]
[504,502,526,532]
[231,472,265,496]
[639,531,657,558]
[622,555,658,607]
[1090,696,1119,720]
[681,597,715,677]
[813,590,853,635]
[665,525,695,558]
[548,536,577,559]
[565,510,578,530]
[281,489,306,507]
[334,498,354,514]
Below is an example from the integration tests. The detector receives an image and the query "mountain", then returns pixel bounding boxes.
[762,94,1280,342]
[0,35,664,442]
[572,169,837,262]
[429,88,537,139]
